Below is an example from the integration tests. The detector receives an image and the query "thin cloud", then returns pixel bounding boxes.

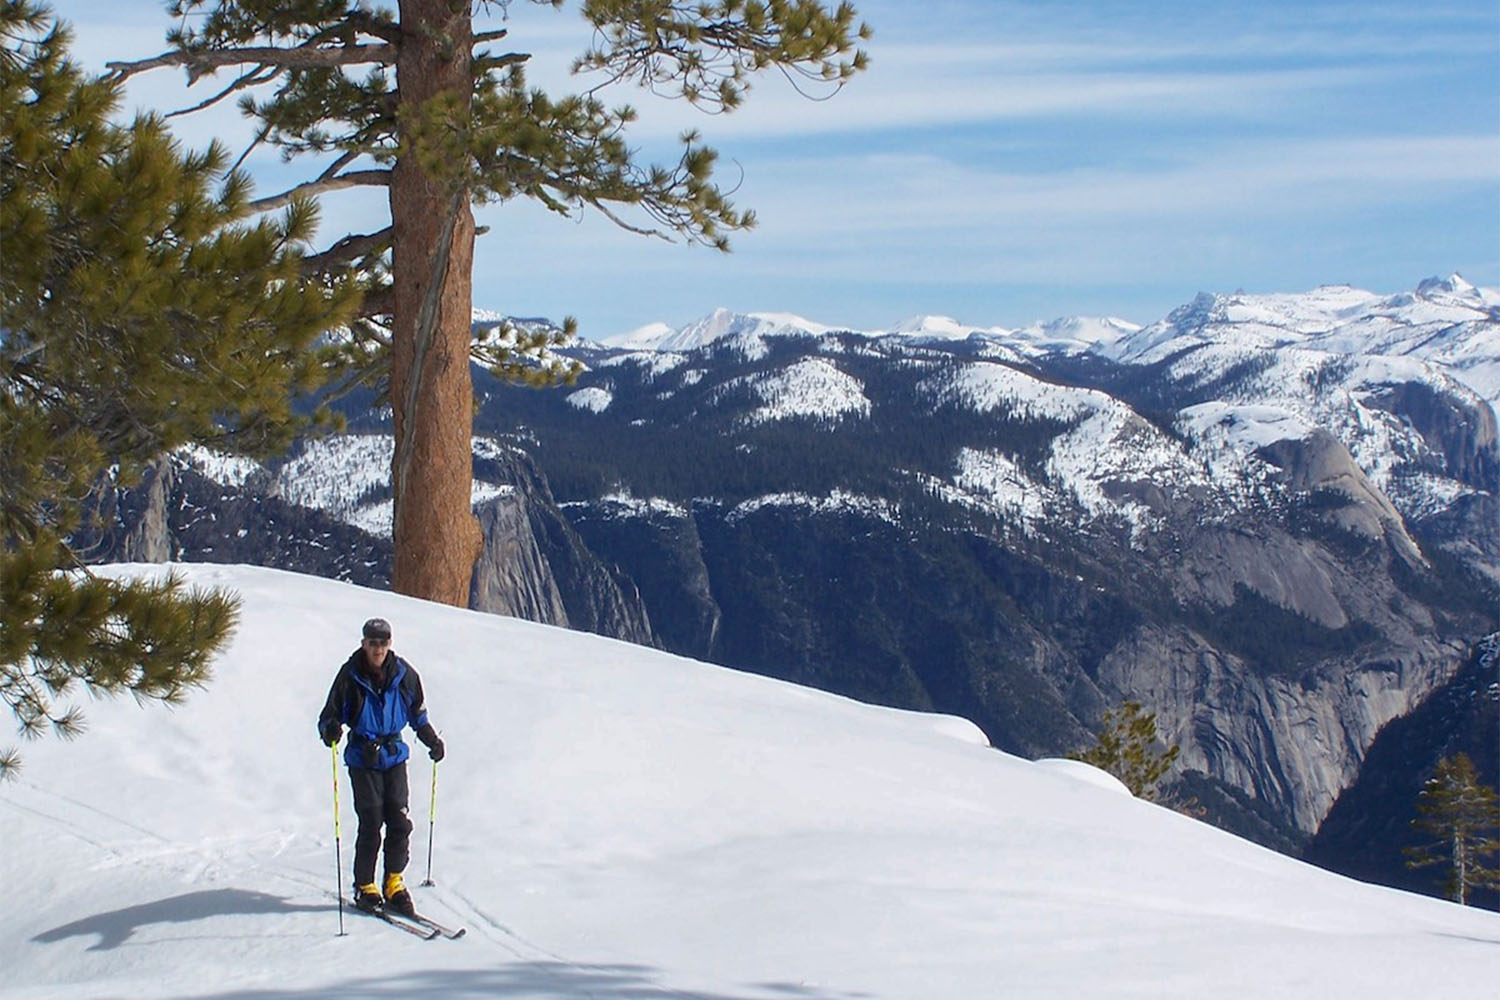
[735,134,1500,239]
[610,66,1384,143]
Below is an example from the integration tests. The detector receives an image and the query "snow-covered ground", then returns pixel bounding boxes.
[3,564,1497,999]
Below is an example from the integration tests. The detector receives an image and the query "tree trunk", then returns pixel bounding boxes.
[388,0,483,606]
[1454,829,1466,906]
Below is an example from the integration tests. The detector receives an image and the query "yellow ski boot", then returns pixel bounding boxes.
[353,882,383,913]
[383,871,415,917]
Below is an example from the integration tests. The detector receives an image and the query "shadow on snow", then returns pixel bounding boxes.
[33,889,326,951]
[33,891,870,999]
[158,964,865,1000]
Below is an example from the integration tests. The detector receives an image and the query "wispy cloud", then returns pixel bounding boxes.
[741,135,1500,239]
[611,64,1384,144]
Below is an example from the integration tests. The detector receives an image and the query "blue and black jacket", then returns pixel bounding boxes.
[319,650,434,770]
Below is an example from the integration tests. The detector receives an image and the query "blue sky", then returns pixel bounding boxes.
[63,1,1500,338]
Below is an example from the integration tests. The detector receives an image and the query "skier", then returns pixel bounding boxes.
[319,617,445,918]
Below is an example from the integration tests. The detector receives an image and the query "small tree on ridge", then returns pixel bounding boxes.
[1404,753,1500,906]
[1071,700,1181,801]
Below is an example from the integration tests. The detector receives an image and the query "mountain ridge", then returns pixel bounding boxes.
[567,273,1498,410]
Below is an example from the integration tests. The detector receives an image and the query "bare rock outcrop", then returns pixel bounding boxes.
[467,450,654,646]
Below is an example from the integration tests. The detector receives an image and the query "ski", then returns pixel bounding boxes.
[356,904,441,939]
[409,912,466,939]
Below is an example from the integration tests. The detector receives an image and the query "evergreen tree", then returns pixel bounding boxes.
[1404,753,1500,906]
[1071,700,1181,800]
[109,0,871,606]
[0,0,360,775]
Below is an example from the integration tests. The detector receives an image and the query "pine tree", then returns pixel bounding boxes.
[1071,701,1181,800]
[1404,753,1500,906]
[108,0,871,606]
[0,0,360,776]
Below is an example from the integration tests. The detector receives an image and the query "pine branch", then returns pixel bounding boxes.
[165,62,278,119]
[227,122,271,174]
[248,169,391,214]
[299,227,394,276]
[316,148,361,182]
[106,42,397,85]
[588,199,674,242]
[343,9,403,45]
[474,51,530,73]
[355,285,393,320]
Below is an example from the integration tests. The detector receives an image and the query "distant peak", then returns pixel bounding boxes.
[601,321,676,349]
[890,315,980,339]
[1416,273,1477,297]
[1026,315,1142,338]
[601,309,835,353]
[1164,291,1224,331]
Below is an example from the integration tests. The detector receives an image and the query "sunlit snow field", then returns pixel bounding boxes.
[2,564,1497,999]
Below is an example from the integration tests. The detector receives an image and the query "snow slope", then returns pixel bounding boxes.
[3,564,1497,1000]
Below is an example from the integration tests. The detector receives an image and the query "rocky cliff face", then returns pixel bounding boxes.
[1306,634,1500,909]
[468,448,653,645]
[558,483,1484,838]
[78,442,653,647]
[75,458,391,588]
[1095,621,1468,833]
[564,498,722,657]
[118,459,175,563]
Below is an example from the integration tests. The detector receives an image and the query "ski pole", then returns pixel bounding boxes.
[421,759,438,887]
[331,741,346,937]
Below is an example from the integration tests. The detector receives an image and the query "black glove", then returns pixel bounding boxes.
[319,720,342,747]
[416,723,445,762]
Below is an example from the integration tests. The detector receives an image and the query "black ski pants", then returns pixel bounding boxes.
[349,763,412,887]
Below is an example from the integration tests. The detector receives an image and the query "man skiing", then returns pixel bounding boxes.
[319,617,445,917]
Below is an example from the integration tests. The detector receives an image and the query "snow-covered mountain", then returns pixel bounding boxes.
[565,276,1497,554]
[598,307,848,353]
[4,563,1497,1000]
[598,308,1147,359]
[883,313,1145,356]
[584,274,1497,412]
[1012,314,1145,353]
[1096,273,1500,411]
[889,314,993,339]
[82,276,1500,894]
